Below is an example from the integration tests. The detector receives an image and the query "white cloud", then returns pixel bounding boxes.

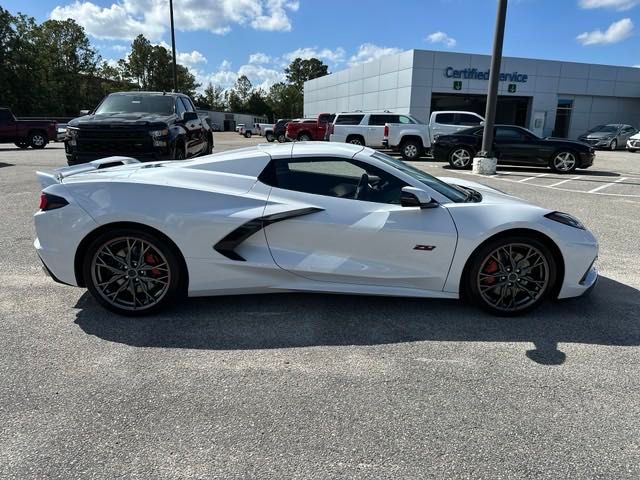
[577,18,634,45]
[426,31,457,48]
[347,43,402,67]
[284,47,346,64]
[578,0,640,10]
[177,50,208,68]
[111,44,129,52]
[49,0,299,40]
[248,52,272,64]
[195,55,285,93]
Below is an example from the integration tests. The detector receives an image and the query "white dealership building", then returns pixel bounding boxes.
[303,49,640,140]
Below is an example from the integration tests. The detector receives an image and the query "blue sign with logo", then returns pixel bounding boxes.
[445,67,528,83]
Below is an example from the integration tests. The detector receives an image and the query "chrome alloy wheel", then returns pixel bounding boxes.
[403,144,418,158]
[552,152,576,172]
[450,148,471,167]
[32,134,45,146]
[477,243,550,313]
[90,237,171,311]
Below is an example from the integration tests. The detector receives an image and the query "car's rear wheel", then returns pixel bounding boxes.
[465,236,557,316]
[266,132,275,142]
[448,147,473,169]
[550,151,577,173]
[244,131,252,138]
[346,135,364,146]
[14,141,29,149]
[400,139,422,161]
[29,131,47,149]
[83,229,184,316]
[610,139,617,151]
[298,133,311,141]
[277,134,286,143]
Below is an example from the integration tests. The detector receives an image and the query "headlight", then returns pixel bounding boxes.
[66,128,78,145]
[149,128,169,138]
[545,211,585,230]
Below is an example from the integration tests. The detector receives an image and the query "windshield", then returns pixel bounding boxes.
[589,125,618,133]
[372,152,467,203]
[95,94,175,115]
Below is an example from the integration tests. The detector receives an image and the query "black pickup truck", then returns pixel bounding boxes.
[65,91,213,165]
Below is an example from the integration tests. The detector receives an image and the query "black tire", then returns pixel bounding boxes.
[14,141,29,149]
[447,147,473,169]
[244,131,252,138]
[346,135,365,146]
[298,133,311,141]
[628,149,637,153]
[206,135,214,154]
[266,132,275,142]
[610,139,617,151]
[277,134,286,143]
[173,142,186,160]
[549,150,577,173]
[82,228,184,316]
[464,235,557,316]
[29,131,48,149]
[400,139,423,161]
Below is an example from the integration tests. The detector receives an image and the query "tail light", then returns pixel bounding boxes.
[383,125,389,138]
[39,192,68,211]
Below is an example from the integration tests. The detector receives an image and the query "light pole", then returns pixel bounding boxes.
[169,0,178,92]
[474,0,508,175]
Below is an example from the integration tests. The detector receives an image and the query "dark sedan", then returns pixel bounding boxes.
[432,125,595,173]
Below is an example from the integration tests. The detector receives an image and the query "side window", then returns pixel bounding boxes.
[369,114,399,126]
[259,157,408,204]
[398,115,415,124]
[175,98,187,116]
[457,114,482,126]
[0,110,13,122]
[434,113,455,125]
[335,114,364,125]
[495,127,527,141]
[180,97,194,112]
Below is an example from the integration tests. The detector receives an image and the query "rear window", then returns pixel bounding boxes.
[369,114,399,126]
[335,114,364,125]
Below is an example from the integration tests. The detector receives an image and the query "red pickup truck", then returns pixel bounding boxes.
[0,108,57,149]
[285,113,334,141]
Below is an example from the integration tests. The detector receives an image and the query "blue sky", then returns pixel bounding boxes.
[3,0,639,91]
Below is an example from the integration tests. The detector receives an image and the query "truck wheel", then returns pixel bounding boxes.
[346,135,365,146]
[400,139,423,161]
[14,141,29,149]
[298,133,311,141]
[277,134,286,143]
[266,132,275,142]
[206,134,214,154]
[29,131,48,149]
[244,131,252,138]
[173,142,186,160]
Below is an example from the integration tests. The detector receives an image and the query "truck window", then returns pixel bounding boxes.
[180,97,195,112]
[434,113,455,125]
[456,113,482,126]
[369,114,399,126]
[398,115,415,124]
[175,98,187,116]
[335,114,364,125]
[0,109,14,122]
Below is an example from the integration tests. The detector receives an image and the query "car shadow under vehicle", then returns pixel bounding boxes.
[74,275,639,365]
[441,164,621,177]
[0,162,15,168]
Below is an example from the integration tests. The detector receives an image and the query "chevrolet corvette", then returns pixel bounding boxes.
[34,142,598,316]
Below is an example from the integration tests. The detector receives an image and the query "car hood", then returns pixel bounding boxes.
[68,112,174,128]
[580,131,616,139]
[437,176,536,207]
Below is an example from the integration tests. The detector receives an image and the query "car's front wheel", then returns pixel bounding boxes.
[298,133,311,141]
[244,131,252,138]
[610,139,617,151]
[29,131,47,149]
[448,147,473,169]
[550,151,577,173]
[82,228,184,316]
[465,236,557,316]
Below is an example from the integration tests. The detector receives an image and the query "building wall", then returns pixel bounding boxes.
[304,49,640,139]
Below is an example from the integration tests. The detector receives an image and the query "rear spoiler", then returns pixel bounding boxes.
[36,156,140,188]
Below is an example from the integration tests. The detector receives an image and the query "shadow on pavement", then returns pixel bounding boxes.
[74,276,639,365]
[0,162,14,168]
[441,164,621,177]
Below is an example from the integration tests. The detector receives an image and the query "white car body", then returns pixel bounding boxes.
[429,111,485,139]
[256,123,274,136]
[330,112,419,148]
[627,131,640,152]
[34,143,598,315]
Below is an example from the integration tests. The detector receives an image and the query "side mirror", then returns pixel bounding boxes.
[401,186,438,208]
[479,121,485,126]
[182,111,198,122]
[79,109,90,116]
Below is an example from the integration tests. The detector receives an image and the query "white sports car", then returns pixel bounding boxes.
[34,143,598,316]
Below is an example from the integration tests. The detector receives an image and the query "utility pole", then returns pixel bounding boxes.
[474,0,508,175]
[169,0,178,92]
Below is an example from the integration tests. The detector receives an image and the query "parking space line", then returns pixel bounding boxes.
[588,177,627,193]
[548,175,581,187]
[518,173,549,183]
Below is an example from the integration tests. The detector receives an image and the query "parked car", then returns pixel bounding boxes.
[286,113,334,141]
[256,123,274,137]
[627,131,640,152]
[236,123,245,133]
[239,124,258,138]
[273,118,291,143]
[332,110,483,152]
[64,91,213,165]
[433,125,595,173]
[34,142,597,316]
[578,124,637,150]
[0,108,57,149]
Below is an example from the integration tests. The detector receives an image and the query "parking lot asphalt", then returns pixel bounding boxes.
[1,134,639,479]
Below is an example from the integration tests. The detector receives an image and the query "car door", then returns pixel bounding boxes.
[180,97,205,155]
[493,126,545,164]
[430,112,455,138]
[366,114,398,147]
[260,155,458,292]
[620,126,636,145]
[0,109,17,142]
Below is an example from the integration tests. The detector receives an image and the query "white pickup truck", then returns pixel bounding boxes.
[382,111,484,160]
[257,123,276,142]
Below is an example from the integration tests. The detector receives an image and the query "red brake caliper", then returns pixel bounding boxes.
[482,259,499,285]
[145,253,161,277]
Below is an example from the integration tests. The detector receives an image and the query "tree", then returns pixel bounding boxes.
[246,89,272,118]
[234,75,252,106]
[267,82,303,119]
[285,57,328,90]
[198,82,226,110]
